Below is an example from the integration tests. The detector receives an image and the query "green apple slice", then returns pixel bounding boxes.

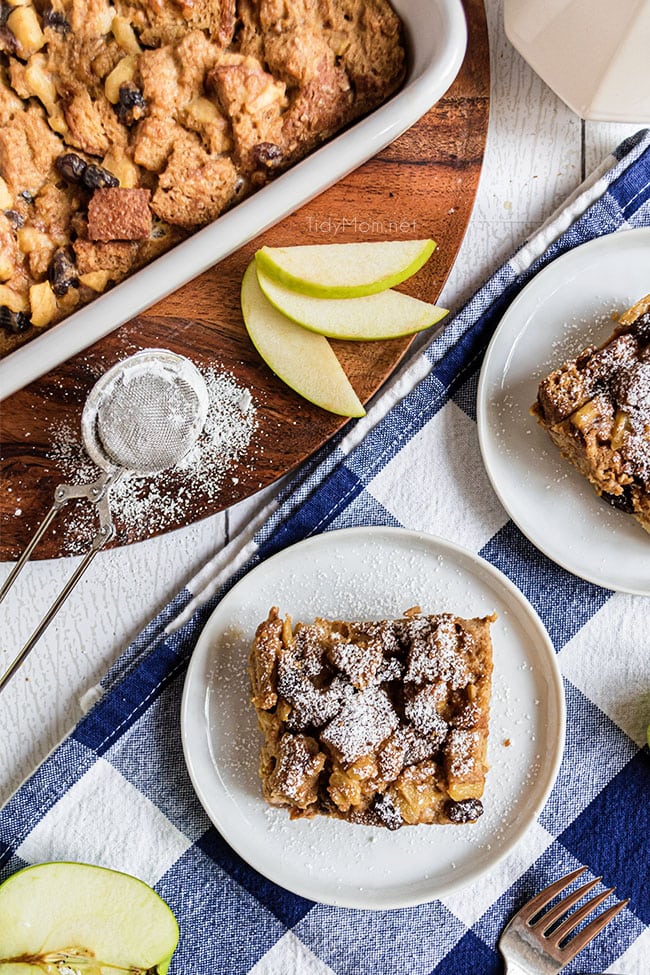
[241,261,365,417]
[256,265,448,340]
[0,861,179,974]
[254,239,436,298]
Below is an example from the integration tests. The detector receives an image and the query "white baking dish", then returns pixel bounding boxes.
[0,0,467,400]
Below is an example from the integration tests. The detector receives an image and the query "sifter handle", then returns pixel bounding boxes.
[0,525,113,691]
[0,470,120,692]
[0,501,62,604]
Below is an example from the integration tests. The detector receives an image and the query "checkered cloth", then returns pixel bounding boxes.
[2,130,649,975]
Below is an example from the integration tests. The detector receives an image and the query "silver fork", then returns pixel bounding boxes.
[499,866,629,975]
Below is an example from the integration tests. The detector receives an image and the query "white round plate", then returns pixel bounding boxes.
[181,526,565,909]
[477,227,650,595]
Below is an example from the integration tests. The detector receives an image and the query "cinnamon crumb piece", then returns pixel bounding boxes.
[87,187,152,241]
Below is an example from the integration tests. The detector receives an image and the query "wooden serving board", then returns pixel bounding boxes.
[0,0,489,561]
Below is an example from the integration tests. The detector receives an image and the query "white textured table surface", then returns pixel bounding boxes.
[0,0,644,805]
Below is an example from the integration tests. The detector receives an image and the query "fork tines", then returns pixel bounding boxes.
[523,866,629,959]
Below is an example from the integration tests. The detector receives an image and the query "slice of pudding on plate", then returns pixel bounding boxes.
[532,292,650,534]
[249,605,495,830]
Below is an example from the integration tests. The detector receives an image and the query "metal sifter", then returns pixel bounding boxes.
[0,349,209,692]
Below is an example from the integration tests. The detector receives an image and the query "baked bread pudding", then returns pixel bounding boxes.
[0,0,405,355]
[249,606,495,829]
[532,293,650,534]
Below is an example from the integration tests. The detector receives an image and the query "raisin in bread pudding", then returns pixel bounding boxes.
[0,0,405,355]
[249,606,496,829]
[531,293,650,534]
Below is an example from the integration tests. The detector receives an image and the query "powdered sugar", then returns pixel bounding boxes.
[270,734,324,805]
[47,364,258,553]
[446,728,480,779]
[321,686,399,765]
[404,684,448,740]
[617,357,650,485]
[402,615,471,688]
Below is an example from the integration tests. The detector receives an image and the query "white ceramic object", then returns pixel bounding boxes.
[181,526,565,909]
[477,227,650,596]
[504,0,650,123]
[0,0,467,401]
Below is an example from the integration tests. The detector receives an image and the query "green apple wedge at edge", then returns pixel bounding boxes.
[254,238,436,299]
[0,861,179,975]
[256,264,448,340]
[241,261,365,418]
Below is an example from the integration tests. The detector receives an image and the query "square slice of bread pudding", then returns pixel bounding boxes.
[249,606,496,829]
[531,292,650,534]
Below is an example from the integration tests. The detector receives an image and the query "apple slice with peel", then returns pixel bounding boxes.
[241,261,365,417]
[255,239,436,298]
[0,861,179,974]
[256,265,448,340]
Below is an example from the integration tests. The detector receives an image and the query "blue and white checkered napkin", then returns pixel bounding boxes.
[2,130,650,975]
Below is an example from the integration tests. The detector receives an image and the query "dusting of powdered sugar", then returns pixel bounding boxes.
[616,357,650,486]
[320,686,400,766]
[47,364,258,552]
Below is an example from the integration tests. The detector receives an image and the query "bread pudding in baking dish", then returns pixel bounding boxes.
[0,0,405,355]
[249,605,495,829]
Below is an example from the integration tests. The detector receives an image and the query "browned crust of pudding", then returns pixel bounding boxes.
[249,605,496,829]
[531,292,650,534]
